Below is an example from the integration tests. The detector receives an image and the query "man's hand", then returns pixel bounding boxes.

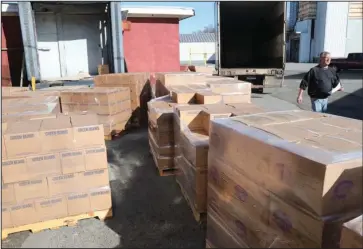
[297,95,303,104]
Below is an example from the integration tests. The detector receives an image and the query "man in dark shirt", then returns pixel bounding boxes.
[297,51,343,113]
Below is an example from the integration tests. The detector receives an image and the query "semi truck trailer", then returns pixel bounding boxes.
[214,2,286,93]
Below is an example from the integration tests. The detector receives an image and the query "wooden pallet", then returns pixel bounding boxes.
[157,166,179,176]
[2,209,112,240]
[104,130,125,141]
[176,179,206,223]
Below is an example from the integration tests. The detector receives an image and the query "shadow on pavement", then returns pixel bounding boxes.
[104,128,205,248]
[328,88,363,120]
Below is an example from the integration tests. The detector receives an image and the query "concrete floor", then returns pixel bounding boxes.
[2,64,362,248]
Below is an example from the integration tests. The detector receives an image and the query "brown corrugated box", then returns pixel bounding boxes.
[14,177,49,203]
[149,140,174,170]
[340,215,363,248]
[35,196,68,221]
[26,153,62,179]
[39,116,74,152]
[10,201,39,227]
[70,114,105,148]
[2,183,16,204]
[84,146,108,171]
[208,110,363,217]
[2,157,28,183]
[67,192,91,216]
[148,130,174,157]
[3,119,43,158]
[175,156,207,213]
[2,205,13,228]
[89,186,112,211]
[60,149,86,174]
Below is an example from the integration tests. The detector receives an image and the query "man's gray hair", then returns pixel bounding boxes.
[320,51,331,57]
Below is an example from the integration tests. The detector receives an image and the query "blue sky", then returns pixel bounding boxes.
[123,2,215,34]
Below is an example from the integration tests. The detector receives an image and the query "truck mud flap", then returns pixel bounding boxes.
[263,75,284,88]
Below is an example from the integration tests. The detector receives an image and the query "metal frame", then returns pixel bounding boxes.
[110,1,125,73]
[18,1,41,81]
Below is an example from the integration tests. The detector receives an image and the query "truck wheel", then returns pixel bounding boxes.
[256,88,263,94]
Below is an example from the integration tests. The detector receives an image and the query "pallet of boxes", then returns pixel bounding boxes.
[93,73,151,127]
[206,110,362,248]
[59,87,132,140]
[1,90,112,239]
[147,73,265,223]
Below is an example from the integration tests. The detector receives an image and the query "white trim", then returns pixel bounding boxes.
[1,3,18,13]
[121,6,195,20]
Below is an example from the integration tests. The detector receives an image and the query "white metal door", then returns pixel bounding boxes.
[60,14,102,77]
[35,13,62,79]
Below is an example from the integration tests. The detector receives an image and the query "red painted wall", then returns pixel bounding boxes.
[1,16,24,87]
[123,17,180,73]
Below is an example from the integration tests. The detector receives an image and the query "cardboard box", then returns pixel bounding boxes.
[14,177,49,203]
[2,183,16,204]
[175,156,207,212]
[221,93,251,104]
[149,141,174,170]
[84,146,108,171]
[67,192,91,216]
[148,130,174,157]
[26,153,62,179]
[196,91,222,104]
[340,215,363,248]
[2,135,7,160]
[148,127,174,147]
[89,186,112,211]
[170,86,196,104]
[206,210,248,249]
[81,169,110,190]
[70,114,105,148]
[35,196,68,221]
[47,173,80,196]
[10,201,39,227]
[208,110,363,216]
[40,115,74,152]
[147,99,175,132]
[4,119,42,158]
[60,149,86,174]
[207,81,251,94]
[2,206,13,228]
[2,157,28,183]
[180,130,209,168]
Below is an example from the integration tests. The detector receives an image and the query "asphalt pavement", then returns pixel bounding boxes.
[2,63,362,248]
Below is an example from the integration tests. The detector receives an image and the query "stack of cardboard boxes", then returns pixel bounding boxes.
[2,113,112,230]
[147,97,177,173]
[206,110,362,248]
[174,103,264,220]
[60,87,131,136]
[2,95,61,123]
[93,73,151,126]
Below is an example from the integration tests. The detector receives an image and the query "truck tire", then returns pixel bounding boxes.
[256,88,264,94]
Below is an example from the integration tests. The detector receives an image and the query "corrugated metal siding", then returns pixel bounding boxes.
[349,2,363,19]
[180,33,215,43]
[345,19,363,55]
[123,17,180,73]
[179,42,215,65]
[298,2,317,21]
[1,15,23,86]
[324,2,349,57]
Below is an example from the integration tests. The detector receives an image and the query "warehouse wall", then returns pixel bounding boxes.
[323,2,349,58]
[345,19,363,56]
[123,17,180,73]
[179,42,215,65]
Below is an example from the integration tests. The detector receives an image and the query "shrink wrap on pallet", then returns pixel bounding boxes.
[206,110,362,248]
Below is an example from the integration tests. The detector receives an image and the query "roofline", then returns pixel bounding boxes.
[1,3,195,20]
[121,6,195,20]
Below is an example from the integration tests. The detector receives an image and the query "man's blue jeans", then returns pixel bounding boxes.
[310,98,328,113]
